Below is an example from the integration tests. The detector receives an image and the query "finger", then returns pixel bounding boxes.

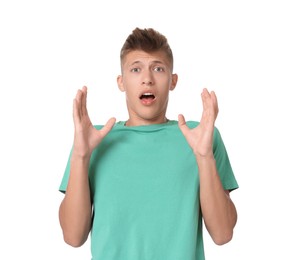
[75,88,82,103]
[200,89,208,123]
[73,98,80,125]
[99,117,116,138]
[202,91,219,127]
[81,86,88,117]
[73,89,83,121]
[201,88,218,125]
[210,90,217,103]
[178,114,190,136]
[201,88,211,112]
[211,91,219,116]
[203,88,217,113]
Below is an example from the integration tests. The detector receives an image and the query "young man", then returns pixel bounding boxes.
[59,27,238,260]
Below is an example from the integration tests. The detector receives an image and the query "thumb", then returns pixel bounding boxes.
[178,114,189,135]
[100,117,116,138]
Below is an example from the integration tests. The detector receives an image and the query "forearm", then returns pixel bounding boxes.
[197,156,237,245]
[59,155,92,247]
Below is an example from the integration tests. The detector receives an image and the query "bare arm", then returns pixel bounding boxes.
[59,86,116,247]
[196,156,237,245]
[59,154,92,247]
[178,88,237,245]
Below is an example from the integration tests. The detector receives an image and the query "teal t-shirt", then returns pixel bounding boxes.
[59,120,238,260]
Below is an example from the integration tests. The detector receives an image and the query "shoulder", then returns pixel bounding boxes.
[185,121,200,128]
[93,125,104,130]
[94,121,126,131]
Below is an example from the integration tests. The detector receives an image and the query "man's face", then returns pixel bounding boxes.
[117,50,178,126]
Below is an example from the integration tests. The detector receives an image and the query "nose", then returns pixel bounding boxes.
[142,73,154,86]
[142,70,154,86]
[142,80,153,86]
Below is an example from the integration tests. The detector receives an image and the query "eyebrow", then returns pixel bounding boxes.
[129,60,166,67]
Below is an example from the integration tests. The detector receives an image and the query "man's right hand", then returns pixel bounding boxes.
[72,86,116,159]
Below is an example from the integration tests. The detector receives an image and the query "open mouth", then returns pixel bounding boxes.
[139,92,156,105]
[140,93,155,100]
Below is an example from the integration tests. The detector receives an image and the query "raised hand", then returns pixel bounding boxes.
[72,86,116,158]
[178,88,219,158]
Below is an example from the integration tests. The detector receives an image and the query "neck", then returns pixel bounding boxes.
[125,116,169,126]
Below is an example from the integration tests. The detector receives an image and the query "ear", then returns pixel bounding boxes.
[117,75,125,92]
[170,74,178,91]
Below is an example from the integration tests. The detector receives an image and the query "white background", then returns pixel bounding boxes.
[1,0,292,259]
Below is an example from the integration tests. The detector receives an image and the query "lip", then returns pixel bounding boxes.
[140,96,156,106]
[139,89,156,97]
[139,90,156,106]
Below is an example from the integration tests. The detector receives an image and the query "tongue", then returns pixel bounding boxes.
[141,96,155,105]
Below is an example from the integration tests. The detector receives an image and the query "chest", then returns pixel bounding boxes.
[89,129,199,208]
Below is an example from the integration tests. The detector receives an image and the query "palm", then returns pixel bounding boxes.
[72,86,116,158]
[178,88,218,157]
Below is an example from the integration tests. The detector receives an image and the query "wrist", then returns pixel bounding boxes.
[71,149,91,162]
[195,155,217,178]
[195,153,215,165]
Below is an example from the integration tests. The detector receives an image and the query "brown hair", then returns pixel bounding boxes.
[120,27,174,71]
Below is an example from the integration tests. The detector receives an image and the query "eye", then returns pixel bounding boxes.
[154,66,164,72]
[131,67,140,72]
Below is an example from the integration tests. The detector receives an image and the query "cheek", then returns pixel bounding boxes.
[125,89,137,102]
[163,87,170,96]
[168,78,175,90]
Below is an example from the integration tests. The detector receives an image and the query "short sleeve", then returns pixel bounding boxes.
[213,127,239,191]
[59,148,73,193]
[58,125,104,193]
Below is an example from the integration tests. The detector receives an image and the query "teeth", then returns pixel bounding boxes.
[140,92,155,99]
